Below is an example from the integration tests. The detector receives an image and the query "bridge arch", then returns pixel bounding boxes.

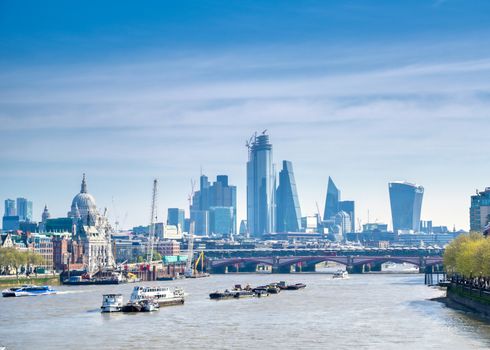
[211,257,273,268]
[277,256,349,267]
[351,257,421,267]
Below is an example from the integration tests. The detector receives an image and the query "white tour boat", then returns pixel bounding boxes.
[129,286,185,306]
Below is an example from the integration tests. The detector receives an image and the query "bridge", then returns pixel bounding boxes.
[206,253,444,274]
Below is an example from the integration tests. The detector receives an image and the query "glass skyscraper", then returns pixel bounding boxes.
[4,199,16,216]
[276,160,302,232]
[16,197,33,222]
[167,208,185,230]
[191,174,237,235]
[247,132,276,236]
[323,177,340,221]
[389,181,424,233]
[339,200,355,231]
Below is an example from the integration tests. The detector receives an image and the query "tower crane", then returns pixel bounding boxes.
[185,180,196,277]
[147,179,158,263]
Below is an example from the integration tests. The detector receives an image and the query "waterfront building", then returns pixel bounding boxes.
[276,160,302,232]
[323,177,340,221]
[52,234,69,271]
[339,200,355,231]
[4,199,16,216]
[470,187,490,232]
[68,174,115,273]
[2,216,19,231]
[19,221,38,233]
[167,208,185,231]
[16,197,33,222]
[0,233,14,247]
[388,181,424,233]
[30,234,54,272]
[155,240,180,257]
[246,132,276,237]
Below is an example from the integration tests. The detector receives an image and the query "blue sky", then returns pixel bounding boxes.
[1,0,490,230]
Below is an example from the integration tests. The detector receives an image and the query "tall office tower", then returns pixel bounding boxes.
[246,132,276,237]
[389,181,424,233]
[191,174,237,236]
[167,208,185,230]
[16,197,33,222]
[323,177,340,221]
[339,200,355,231]
[470,187,490,232]
[276,160,302,232]
[4,199,16,216]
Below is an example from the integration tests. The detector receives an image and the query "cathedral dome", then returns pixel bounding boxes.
[70,174,97,219]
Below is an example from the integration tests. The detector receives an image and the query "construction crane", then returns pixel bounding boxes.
[147,179,158,263]
[185,180,196,277]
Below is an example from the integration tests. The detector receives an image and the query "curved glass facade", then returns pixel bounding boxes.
[389,181,424,233]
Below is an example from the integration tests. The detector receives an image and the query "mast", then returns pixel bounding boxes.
[147,179,158,263]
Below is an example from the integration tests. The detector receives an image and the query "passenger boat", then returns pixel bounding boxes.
[101,294,124,312]
[275,281,306,290]
[332,270,349,279]
[2,285,57,297]
[129,286,185,306]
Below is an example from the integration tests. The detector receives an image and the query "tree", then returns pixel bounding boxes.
[444,232,490,277]
[153,252,162,262]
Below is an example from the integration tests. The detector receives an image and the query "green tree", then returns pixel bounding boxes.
[153,252,162,262]
[137,255,144,263]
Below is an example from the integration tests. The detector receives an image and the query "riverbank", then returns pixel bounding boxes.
[0,274,60,287]
[435,283,490,321]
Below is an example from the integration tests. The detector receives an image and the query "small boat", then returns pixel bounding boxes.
[140,299,160,312]
[256,284,281,294]
[101,294,124,313]
[332,270,349,279]
[209,284,255,300]
[121,301,143,313]
[2,285,57,297]
[275,281,306,290]
[233,290,255,298]
[252,288,269,297]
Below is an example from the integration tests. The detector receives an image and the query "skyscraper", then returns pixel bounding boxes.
[4,199,16,216]
[389,181,424,233]
[276,160,302,232]
[246,132,276,236]
[470,187,490,232]
[16,197,33,222]
[323,177,340,221]
[167,208,185,230]
[191,174,237,236]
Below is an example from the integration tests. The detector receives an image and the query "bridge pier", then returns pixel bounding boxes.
[299,263,316,272]
[211,266,228,274]
[347,265,365,274]
[369,263,382,272]
[273,265,292,274]
[240,263,258,273]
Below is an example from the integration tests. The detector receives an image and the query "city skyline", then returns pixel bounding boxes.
[2,1,490,230]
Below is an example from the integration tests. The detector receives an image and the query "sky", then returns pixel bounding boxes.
[1,0,490,231]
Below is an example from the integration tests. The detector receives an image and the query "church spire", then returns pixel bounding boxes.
[81,173,87,193]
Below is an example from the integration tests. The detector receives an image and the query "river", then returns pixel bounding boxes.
[1,274,489,349]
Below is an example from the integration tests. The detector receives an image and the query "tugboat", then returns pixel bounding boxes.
[121,301,143,312]
[101,294,124,313]
[209,290,235,300]
[2,285,57,297]
[332,270,349,279]
[252,288,270,297]
[209,284,255,300]
[255,284,281,294]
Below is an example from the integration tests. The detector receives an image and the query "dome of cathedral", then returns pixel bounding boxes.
[70,174,97,217]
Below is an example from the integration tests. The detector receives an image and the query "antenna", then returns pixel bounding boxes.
[147,179,158,263]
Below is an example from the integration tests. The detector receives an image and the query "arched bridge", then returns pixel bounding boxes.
[208,255,443,274]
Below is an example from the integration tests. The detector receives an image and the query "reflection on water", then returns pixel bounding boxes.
[1,274,489,350]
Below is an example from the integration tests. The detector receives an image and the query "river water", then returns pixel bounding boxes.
[1,273,489,350]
